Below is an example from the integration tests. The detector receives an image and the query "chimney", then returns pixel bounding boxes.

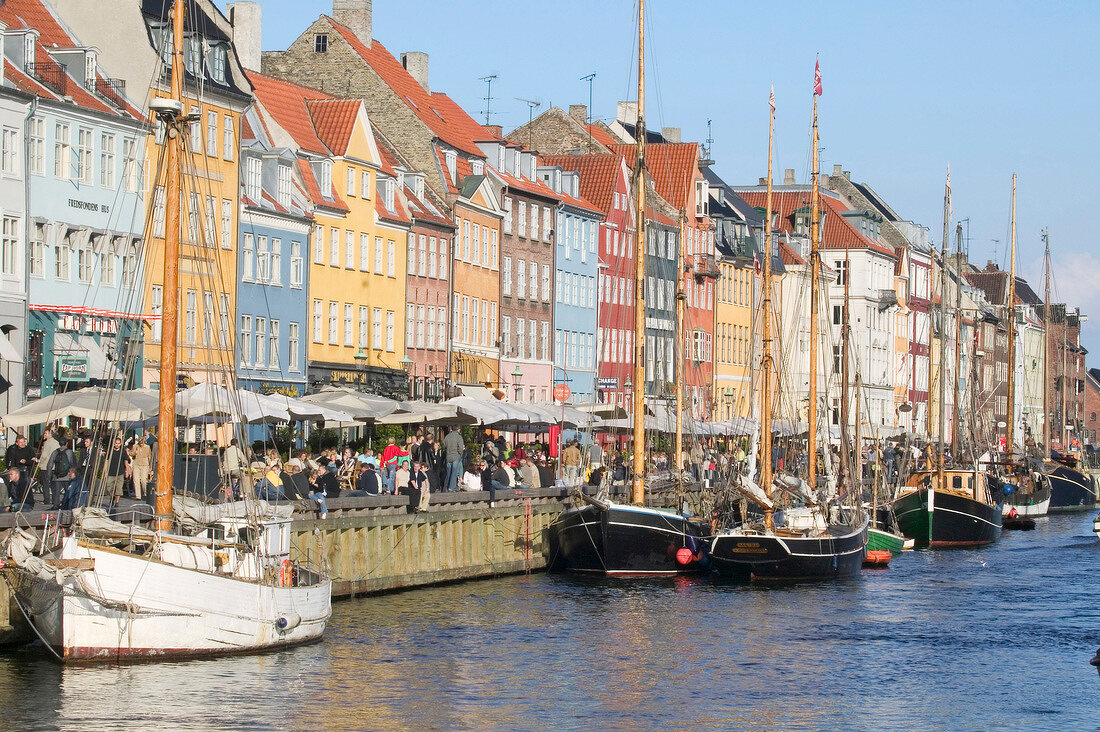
[833,163,843,177]
[400,51,429,92]
[569,104,587,124]
[482,124,503,139]
[616,100,638,125]
[661,127,681,143]
[843,170,851,180]
[333,0,372,47]
[783,168,795,185]
[227,1,261,72]
[758,177,767,186]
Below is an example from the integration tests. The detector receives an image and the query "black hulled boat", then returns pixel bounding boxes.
[1045,460,1097,511]
[892,469,1002,548]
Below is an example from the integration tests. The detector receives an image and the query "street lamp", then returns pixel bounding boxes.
[511,364,523,402]
[353,347,368,391]
[399,354,414,399]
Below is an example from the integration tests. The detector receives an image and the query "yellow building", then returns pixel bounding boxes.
[714,258,757,420]
[249,71,408,396]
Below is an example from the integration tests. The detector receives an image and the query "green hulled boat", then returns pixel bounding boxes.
[867,527,907,555]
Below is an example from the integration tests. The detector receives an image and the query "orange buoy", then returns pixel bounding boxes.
[863,550,891,568]
[675,547,694,565]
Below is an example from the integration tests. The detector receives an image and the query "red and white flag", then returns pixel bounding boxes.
[813,59,822,96]
[769,84,775,112]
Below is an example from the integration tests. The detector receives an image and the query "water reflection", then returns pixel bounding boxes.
[0,513,1097,729]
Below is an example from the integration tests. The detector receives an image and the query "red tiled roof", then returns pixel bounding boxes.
[734,189,896,258]
[0,0,140,119]
[307,99,361,156]
[494,164,559,202]
[586,123,619,150]
[324,17,485,158]
[612,142,699,212]
[372,125,454,229]
[779,241,806,266]
[297,159,349,212]
[241,114,256,141]
[247,71,331,156]
[541,153,625,215]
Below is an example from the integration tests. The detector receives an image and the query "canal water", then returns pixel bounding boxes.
[0,512,1097,730]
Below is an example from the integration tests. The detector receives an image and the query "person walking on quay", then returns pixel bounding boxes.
[5,434,33,480]
[37,427,59,488]
[561,439,581,486]
[45,438,76,509]
[101,435,130,506]
[443,426,465,493]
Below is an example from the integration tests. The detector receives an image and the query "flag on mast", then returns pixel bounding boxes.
[769,84,775,111]
[945,164,952,216]
[813,59,822,96]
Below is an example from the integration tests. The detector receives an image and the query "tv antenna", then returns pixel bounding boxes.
[480,74,498,125]
[516,97,541,149]
[580,72,597,151]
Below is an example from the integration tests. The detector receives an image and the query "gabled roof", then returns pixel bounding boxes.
[324,17,485,158]
[779,241,806,266]
[247,71,331,156]
[540,153,626,215]
[297,158,349,213]
[731,188,896,258]
[612,142,700,211]
[0,0,144,120]
[307,99,361,156]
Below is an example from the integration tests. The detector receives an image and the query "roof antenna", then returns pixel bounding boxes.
[480,74,498,125]
[516,97,541,149]
[580,72,596,151]
[701,118,714,166]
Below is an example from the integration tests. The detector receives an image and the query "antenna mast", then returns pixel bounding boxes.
[480,74,497,126]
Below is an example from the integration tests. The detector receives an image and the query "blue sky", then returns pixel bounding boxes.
[226,0,1100,356]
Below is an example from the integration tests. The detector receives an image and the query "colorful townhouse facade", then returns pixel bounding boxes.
[0,81,26,421]
[2,0,149,401]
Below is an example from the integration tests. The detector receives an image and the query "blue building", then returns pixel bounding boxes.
[0,23,148,399]
[545,168,601,403]
[236,108,313,402]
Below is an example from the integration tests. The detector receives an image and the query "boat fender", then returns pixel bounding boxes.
[276,612,302,632]
[675,547,694,565]
[1003,484,1014,495]
[1091,647,1100,676]
[1007,508,1019,518]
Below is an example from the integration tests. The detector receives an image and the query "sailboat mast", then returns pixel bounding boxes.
[1006,173,1017,457]
[951,223,963,458]
[675,211,685,476]
[154,0,185,531]
[807,94,820,489]
[760,89,775,531]
[840,245,851,489]
[630,0,647,505]
[1042,229,1050,452]
[937,225,947,487]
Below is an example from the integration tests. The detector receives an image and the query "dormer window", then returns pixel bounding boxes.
[695,179,708,217]
[444,150,456,185]
[319,160,332,196]
[471,160,483,176]
[84,50,96,89]
[383,178,396,211]
[245,157,261,201]
[184,35,202,75]
[412,175,424,199]
[315,34,328,53]
[277,163,291,208]
[23,32,35,73]
[209,43,227,83]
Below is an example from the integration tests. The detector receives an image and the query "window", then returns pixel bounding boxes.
[189,106,201,153]
[28,117,42,175]
[254,317,266,366]
[242,233,254,280]
[358,234,369,272]
[426,308,436,350]
[30,223,44,277]
[833,305,842,325]
[206,111,217,157]
[530,265,538,302]
[518,203,527,238]
[471,298,480,345]
[358,306,368,347]
[271,239,282,285]
[320,160,332,194]
[361,170,371,198]
[461,220,470,261]
[185,290,197,345]
[77,240,94,283]
[312,299,322,342]
[345,231,354,269]
[344,304,353,346]
[374,237,383,272]
[541,264,550,302]
[540,321,549,361]
[202,291,214,346]
[502,316,511,355]
[257,236,270,282]
[54,123,70,179]
[219,293,231,347]
[277,164,291,208]
[543,207,552,242]
[314,225,324,264]
[516,318,525,358]
[290,241,302,287]
[488,230,497,268]
[0,217,18,276]
[502,257,512,296]
[328,301,338,344]
[372,308,383,349]
[150,285,163,341]
[416,305,426,348]
[74,128,93,183]
[221,199,232,249]
[418,235,427,276]
[203,195,215,246]
[429,238,437,278]
[330,227,339,267]
[347,167,356,197]
[240,315,252,364]
[222,115,234,161]
[834,259,848,287]
[1,127,19,176]
[314,34,328,53]
[503,196,513,234]
[529,319,537,361]
[387,240,395,277]
[246,157,261,201]
[439,237,448,279]
[385,311,395,351]
[517,260,526,298]
[269,319,280,369]
[188,192,199,243]
[210,42,227,83]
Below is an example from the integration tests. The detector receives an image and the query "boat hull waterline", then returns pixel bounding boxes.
[892,489,1002,548]
[1046,466,1098,512]
[708,517,869,581]
[4,538,331,661]
[547,503,709,576]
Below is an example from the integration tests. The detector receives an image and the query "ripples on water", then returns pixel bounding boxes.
[1,513,1098,730]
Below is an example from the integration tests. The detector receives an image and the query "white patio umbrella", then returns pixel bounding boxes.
[2,386,159,428]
